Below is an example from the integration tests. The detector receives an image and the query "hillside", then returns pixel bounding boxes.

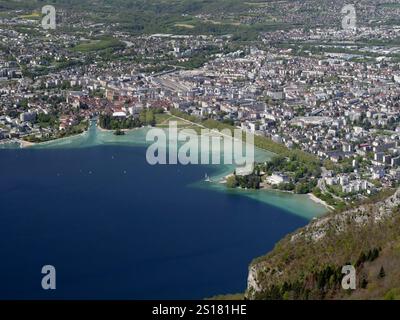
[245,188,400,300]
[3,0,400,36]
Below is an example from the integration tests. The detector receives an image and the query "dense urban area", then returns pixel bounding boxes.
[2,1,400,207]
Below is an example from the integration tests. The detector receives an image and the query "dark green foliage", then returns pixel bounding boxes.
[355,248,380,267]
[314,265,342,292]
[236,174,261,189]
[226,175,238,188]
[36,113,58,127]
[99,114,142,130]
[229,172,261,190]
[277,182,295,191]
[261,154,321,181]
[114,129,125,136]
[360,278,368,289]
[379,266,386,278]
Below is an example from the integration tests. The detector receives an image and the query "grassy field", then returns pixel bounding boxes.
[378,3,400,9]
[243,2,268,8]
[174,23,195,29]
[72,38,125,52]
[155,114,194,128]
[18,12,40,20]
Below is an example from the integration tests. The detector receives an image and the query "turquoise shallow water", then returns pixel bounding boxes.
[1,121,327,220]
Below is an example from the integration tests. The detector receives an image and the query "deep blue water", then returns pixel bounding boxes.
[0,146,308,299]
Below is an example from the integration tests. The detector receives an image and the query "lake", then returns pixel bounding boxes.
[0,127,326,299]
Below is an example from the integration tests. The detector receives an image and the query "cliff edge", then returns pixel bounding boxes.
[246,188,400,300]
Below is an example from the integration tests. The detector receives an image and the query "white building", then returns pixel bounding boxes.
[267,172,290,185]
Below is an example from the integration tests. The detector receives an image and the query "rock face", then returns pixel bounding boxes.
[247,265,261,294]
[246,188,400,300]
[291,188,400,243]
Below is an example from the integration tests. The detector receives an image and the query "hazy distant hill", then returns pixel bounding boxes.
[2,0,400,35]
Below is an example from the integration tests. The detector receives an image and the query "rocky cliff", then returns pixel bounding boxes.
[246,188,400,300]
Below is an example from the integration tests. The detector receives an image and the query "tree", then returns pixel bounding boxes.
[226,175,237,188]
[295,183,310,194]
[360,278,368,289]
[139,110,147,124]
[19,98,29,109]
[114,129,125,136]
[146,110,155,126]
[379,266,385,278]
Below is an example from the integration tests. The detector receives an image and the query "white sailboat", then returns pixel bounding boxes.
[204,173,211,182]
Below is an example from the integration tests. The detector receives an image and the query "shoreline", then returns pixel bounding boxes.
[18,139,36,148]
[4,122,142,149]
[307,193,335,211]
[218,172,329,217]
[96,124,144,132]
[17,129,90,149]
[222,173,332,213]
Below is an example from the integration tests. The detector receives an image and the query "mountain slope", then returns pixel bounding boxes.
[246,189,400,300]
